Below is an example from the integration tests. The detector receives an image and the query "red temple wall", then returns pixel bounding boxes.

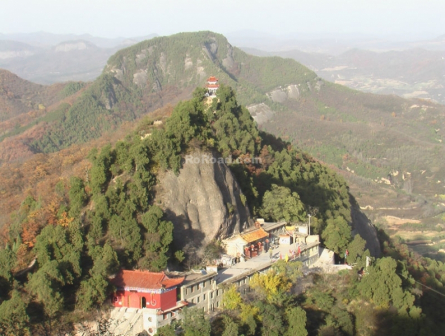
[160,289,177,311]
[112,289,177,311]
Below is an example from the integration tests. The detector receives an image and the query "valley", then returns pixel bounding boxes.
[243,46,445,105]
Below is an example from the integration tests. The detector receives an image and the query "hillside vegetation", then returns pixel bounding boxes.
[0,69,67,122]
[0,32,444,335]
[0,32,317,156]
[0,31,444,255]
[0,86,357,334]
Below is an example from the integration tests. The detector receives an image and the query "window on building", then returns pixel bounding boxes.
[191,286,194,293]
[203,294,206,300]
[203,281,206,288]
[210,292,214,299]
[197,296,200,303]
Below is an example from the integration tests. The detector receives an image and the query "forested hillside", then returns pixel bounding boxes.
[1,81,444,336]
[0,86,357,334]
[1,30,444,259]
[0,31,318,156]
[0,69,67,122]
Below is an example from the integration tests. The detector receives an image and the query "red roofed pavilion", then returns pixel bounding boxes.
[206,76,219,96]
[111,270,184,310]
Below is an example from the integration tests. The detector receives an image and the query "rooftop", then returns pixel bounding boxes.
[241,227,269,243]
[182,271,218,286]
[216,241,320,284]
[262,221,287,232]
[111,270,184,290]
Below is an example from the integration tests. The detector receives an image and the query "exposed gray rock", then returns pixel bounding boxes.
[102,88,116,110]
[208,41,218,55]
[267,84,300,103]
[203,40,218,62]
[159,52,167,73]
[196,59,206,80]
[268,88,288,103]
[184,55,193,70]
[156,151,253,251]
[287,84,300,99]
[133,69,147,88]
[110,68,123,81]
[247,103,275,125]
[222,44,235,69]
[202,46,212,61]
[315,79,323,91]
[135,49,148,65]
[350,196,381,257]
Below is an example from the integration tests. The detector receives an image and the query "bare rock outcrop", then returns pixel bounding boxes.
[156,151,253,251]
[247,103,275,125]
[350,196,381,257]
[267,84,300,103]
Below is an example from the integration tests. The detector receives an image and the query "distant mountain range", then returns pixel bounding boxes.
[0,32,157,84]
[0,31,158,48]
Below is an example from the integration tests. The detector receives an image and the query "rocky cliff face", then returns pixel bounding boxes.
[247,103,275,125]
[156,151,253,251]
[350,196,381,257]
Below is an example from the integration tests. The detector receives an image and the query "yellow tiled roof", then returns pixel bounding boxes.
[241,228,269,243]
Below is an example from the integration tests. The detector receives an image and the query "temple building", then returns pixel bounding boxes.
[111,270,184,310]
[206,76,219,96]
[223,224,270,260]
[110,270,187,335]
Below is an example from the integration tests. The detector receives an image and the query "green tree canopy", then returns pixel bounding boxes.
[181,308,211,336]
[0,291,30,336]
[260,184,306,222]
[321,217,351,255]
[284,307,308,336]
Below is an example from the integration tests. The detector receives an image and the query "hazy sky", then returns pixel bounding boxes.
[1,0,443,39]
